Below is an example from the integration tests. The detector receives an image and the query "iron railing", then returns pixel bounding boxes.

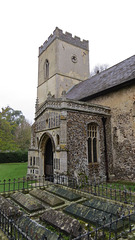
[0,208,32,240]
[1,208,135,240]
[0,175,135,205]
[72,211,135,240]
[0,175,135,239]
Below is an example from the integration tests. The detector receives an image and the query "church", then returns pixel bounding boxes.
[27,27,135,182]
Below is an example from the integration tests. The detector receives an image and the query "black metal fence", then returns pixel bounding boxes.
[72,211,135,240]
[0,175,135,239]
[0,175,135,205]
[0,208,32,240]
[0,208,135,240]
[0,208,64,240]
[56,175,135,205]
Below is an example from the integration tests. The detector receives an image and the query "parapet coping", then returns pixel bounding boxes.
[35,97,111,119]
[39,27,89,56]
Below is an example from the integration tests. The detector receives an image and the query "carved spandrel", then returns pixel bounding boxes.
[35,112,60,131]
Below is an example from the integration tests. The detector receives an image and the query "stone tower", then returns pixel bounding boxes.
[37,27,89,106]
[28,28,92,179]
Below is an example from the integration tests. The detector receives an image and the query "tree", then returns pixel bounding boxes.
[0,106,31,151]
[15,119,31,151]
[90,64,109,77]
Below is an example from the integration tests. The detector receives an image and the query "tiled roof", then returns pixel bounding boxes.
[66,55,135,101]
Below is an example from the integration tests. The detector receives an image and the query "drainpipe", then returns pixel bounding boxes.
[102,117,109,181]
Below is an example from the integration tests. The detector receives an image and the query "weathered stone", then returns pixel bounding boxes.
[67,111,112,181]
[83,199,124,216]
[89,85,135,181]
[64,203,124,230]
[0,195,21,218]
[40,209,85,237]
[30,189,65,207]
[16,215,59,240]
[46,185,81,201]
[11,192,44,213]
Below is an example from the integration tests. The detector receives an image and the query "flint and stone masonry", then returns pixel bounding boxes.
[27,27,135,181]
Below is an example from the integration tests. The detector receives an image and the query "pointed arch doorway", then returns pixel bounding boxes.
[44,138,53,178]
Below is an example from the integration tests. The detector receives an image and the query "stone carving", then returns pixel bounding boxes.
[35,111,60,131]
[35,98,110,119]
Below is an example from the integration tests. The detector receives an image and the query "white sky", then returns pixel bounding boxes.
[0,0,134,123]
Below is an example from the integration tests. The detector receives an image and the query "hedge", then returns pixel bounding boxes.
[0,151,28,163]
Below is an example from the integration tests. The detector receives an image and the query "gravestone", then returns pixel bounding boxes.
[30,189,65,207]
[46,185,81,201]
[11,192,44,213]
[83,199,124,216]
[0,195,21,218]
[16,215,59,240]
[40,209,85,237]
[64,203,124,230]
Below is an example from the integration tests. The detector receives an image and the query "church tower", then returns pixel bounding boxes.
[28,28,92,179]
[37,27,89,106]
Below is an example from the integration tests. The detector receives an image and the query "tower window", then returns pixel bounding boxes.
[44,59,49,79]
[87,123,98,163]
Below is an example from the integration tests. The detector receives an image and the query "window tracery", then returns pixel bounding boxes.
[87,123,98,163]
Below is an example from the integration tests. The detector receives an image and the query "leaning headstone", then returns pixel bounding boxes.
[40,209,85,237]
[16,215,59,240]
[0,195,21,218]
[11,192,44,213]
[30,189,65,207]
[46,185,81,201]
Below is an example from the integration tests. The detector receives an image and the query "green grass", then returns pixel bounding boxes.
[106,181,135,192]
[0,162,28,193]
[0,162,28,181]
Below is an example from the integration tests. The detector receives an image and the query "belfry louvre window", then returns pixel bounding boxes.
[87,124,98,163]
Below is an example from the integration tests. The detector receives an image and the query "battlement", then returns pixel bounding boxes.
[39,27,89,55]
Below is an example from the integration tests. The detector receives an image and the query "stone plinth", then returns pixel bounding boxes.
[83,199,124,216]
[64,203,124,230]
[47,185,81,201]
[0,195,21,218]
[16,215,58,240]
[11,192,44,213]
[30,189,65,207]
[40,209,85,237]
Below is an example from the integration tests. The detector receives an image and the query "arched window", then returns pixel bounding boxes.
[44,59,49,79]
[87,123,98,163]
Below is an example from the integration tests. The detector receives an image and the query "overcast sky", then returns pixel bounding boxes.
[0,0,134,123]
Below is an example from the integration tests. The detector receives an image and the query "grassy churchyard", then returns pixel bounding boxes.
[0,163,135,239]
[0,162,27,180]
[0,162,28,192]
[0,162,135,192]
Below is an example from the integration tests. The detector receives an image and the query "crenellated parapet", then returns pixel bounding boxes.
[39,27,89,55]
